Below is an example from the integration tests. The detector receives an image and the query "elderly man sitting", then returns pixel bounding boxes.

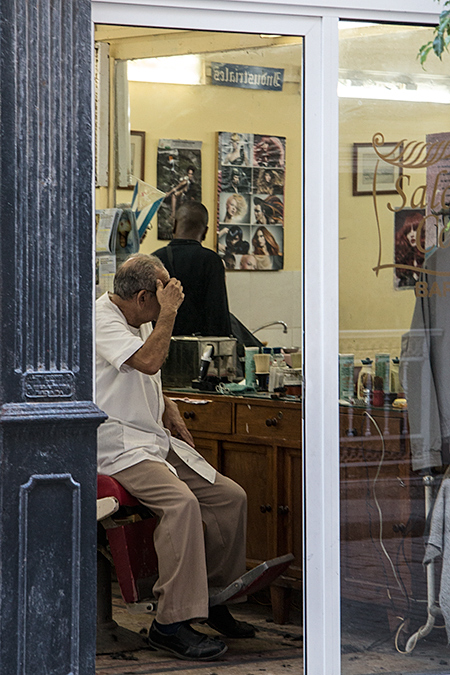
[95,254,254,661]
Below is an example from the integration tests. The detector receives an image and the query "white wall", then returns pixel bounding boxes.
[226,270,301,348]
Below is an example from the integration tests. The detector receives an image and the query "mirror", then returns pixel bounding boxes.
[94,25,303,348]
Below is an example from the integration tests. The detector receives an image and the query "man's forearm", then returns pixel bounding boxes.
[124,276,184,375]
[126,306,176,375]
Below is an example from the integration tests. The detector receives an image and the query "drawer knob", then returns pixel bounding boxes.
[260,504,273,514]
[265,417,278,427]
[392,523,406,534]
[278,505,290,515]
[183,411,195,420]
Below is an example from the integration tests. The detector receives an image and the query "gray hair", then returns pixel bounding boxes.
[114,254,167,300]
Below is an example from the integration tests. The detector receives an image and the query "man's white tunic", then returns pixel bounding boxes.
[95,292,216,482]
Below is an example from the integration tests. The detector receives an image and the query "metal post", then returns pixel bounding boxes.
[0,0,105,672]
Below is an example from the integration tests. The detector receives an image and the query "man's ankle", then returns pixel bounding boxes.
[154,619,184,635]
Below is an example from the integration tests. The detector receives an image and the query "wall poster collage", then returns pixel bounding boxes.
[217,132,285,271]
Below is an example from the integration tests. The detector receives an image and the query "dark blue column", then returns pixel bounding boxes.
[0,1,104,673]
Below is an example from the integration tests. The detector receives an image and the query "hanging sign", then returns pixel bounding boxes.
[210,62,284,91]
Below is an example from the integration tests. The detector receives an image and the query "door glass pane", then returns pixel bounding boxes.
[94,24,303,667]
[340,20,450,674]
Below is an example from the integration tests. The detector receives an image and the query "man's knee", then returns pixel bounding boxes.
[237,486,247,516]
[233,481,247,508]
[169,486,202,520]
[220,475,247,511]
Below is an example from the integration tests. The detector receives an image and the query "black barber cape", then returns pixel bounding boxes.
[152,239,232,337]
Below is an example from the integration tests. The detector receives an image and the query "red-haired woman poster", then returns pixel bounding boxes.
[394,209,425,288]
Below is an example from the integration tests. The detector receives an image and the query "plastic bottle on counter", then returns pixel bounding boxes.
[390,357,400,394]
[268,350,278,393]
[268,348,286,392]
[273,347,285,368]
[357,357,374,404]
[244,346,259,388]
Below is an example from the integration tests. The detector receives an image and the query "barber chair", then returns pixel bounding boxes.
[97,474,294,653]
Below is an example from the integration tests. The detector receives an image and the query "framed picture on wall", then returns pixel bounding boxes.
[156,139,203,240]
[352,142,402,196]
[126,130,146,189]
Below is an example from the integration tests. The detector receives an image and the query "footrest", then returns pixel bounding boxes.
[97,497,119,522]
[209,553,295,607]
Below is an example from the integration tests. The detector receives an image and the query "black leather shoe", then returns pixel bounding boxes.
[207,605,256,638]
[148,621,228,661]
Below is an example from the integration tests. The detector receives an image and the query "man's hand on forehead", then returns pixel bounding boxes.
[156,277,184,313]
[159,271,170,287]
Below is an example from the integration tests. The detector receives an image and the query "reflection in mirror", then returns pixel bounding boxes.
[94,25,302,349]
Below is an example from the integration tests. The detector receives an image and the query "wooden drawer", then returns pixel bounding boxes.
[173,399,232,434]
[236,403,301,440]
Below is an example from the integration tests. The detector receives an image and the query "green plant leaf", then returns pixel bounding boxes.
[418,1,450,63]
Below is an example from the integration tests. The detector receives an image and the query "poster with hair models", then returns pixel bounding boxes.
[217,132,285,271]
[157,139,202,240]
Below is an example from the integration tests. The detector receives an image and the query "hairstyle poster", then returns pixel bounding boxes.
[217,132,285,271]
[157,139,202,240]
[394,208,425,289]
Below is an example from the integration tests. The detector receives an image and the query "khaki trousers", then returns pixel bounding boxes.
[112,448,247,624]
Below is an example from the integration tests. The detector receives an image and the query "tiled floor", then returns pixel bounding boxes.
[96,586,303,675]
[96,586,450,675]
[341,599,450,675]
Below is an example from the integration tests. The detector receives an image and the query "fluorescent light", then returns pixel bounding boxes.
[338,21,377,31]
[338,80,450,103]
[127,55,202,85]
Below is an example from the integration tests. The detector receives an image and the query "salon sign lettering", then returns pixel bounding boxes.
[370,132,450,297]
[210,62,284,91]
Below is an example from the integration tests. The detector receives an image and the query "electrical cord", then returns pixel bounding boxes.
[343,410,431,652]
[343,412,407,623]
[362,410,421,653]
[364,411,406,598]
[354,414,450,654]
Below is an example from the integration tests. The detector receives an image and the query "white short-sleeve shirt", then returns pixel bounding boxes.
[95,292,216,483]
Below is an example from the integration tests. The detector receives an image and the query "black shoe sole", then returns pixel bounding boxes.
[147,636,228,661]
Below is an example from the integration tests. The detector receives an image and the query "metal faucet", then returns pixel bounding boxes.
[252,321,288,335]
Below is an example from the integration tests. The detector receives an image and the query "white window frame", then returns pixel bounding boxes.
[91,2,441,674]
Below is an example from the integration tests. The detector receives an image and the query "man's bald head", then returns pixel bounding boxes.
[173,202,209,241]
[114,254,167,299]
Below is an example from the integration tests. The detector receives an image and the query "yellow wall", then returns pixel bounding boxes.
[339,98,450,331]
[338,25,450,359]
[94,28,303,345]
[117,78,302,271]
[95,28,302,272]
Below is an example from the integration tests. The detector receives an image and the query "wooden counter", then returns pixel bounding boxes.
[165,390,302,624]
[167,392,426,624]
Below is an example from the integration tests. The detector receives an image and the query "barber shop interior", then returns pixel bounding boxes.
[93,16,450,675]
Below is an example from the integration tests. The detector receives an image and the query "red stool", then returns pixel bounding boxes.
[97,475,159,605]
[97,475,159,653]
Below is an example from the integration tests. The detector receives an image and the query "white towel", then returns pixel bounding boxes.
[423,477,450,641]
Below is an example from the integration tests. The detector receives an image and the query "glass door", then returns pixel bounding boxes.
[94,20,305,668]
[339,20,450,674]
